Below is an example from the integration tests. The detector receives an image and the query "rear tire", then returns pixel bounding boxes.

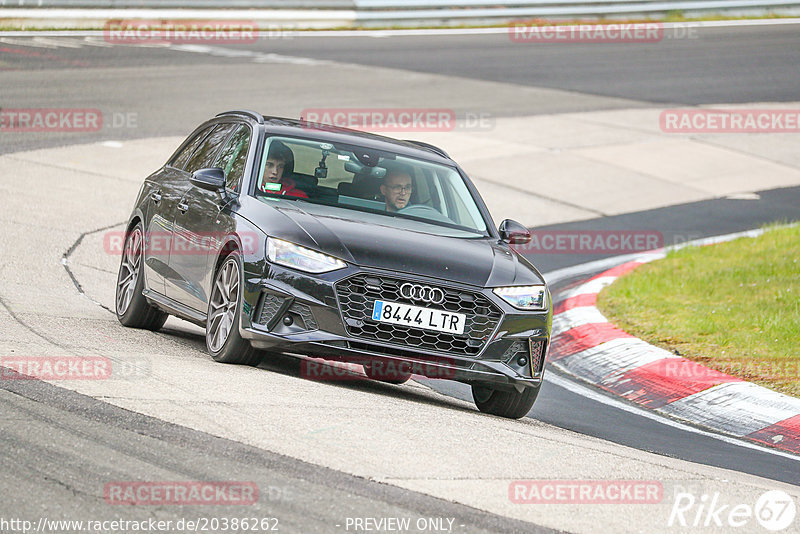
[206,252,261,366]
[115,223,168,331]
[471,383,540,419]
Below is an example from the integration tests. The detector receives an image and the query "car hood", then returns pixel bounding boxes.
[256,200,544,287]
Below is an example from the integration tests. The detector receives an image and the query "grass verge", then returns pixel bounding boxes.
[597,224,800,398]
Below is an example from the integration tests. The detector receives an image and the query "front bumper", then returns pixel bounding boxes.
[240,264,552,391]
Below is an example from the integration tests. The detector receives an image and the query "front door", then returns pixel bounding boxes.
[166,123,251,313]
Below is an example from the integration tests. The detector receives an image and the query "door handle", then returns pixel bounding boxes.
[177,201,189,213]
[150,191,162,203]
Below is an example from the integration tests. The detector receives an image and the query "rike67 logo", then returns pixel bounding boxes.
[669,489,797,531]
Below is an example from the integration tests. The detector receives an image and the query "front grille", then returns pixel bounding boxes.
[335,274,502,355]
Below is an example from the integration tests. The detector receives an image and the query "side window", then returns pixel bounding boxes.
[212,124,251,192]
[170,127,212,170]
[184,123,235,174]
[440,172,481,229]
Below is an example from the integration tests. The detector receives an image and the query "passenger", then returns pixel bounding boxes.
[380,169,413,212]
[260,141,308,198]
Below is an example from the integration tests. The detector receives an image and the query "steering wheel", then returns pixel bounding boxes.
[398,204,439,216]
[397,204,453,224]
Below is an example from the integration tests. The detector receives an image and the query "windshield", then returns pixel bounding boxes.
[253,135,488,235]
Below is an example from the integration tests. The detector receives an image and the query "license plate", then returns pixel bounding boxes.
[371,300,466,335]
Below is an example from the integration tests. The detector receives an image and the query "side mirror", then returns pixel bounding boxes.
[499,219,531,244]
[190,167,226,192]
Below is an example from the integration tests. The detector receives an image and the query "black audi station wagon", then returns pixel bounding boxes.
[116,111,552,418]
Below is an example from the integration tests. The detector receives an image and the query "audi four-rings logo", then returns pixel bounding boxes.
[399,283,445,304]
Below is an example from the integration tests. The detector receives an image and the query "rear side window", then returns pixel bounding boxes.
[213,124,251,192]
[170,127,212,170]
[184,123,235,174]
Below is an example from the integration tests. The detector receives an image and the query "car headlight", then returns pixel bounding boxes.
[267,237,346,274]
[493,285,548,311]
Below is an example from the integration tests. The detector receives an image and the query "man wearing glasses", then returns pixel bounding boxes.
[380,168,413,212]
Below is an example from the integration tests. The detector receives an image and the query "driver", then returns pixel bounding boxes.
[259,141,308,198]
[380,169,413,212]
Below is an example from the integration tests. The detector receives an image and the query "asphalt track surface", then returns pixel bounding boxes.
[243,25,800,105]
[1,26,800,531]
[0,377,547,534]
[2,24,800,155]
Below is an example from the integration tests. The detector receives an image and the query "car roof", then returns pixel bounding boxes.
[215,111,453,165]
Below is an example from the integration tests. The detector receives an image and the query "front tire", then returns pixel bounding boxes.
[471,383,540,419]
[115,223,168,330]
[206,253,261,366]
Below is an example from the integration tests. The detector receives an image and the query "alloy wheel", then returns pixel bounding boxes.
[207,257,240,353]
[116,228,142,316]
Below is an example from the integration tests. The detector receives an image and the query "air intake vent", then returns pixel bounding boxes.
[256,294,285,326]
[288,302,318,331]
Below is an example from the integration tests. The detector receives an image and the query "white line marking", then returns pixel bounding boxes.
[726,192,761,200]
[81,36,114,48]
[166,43,331,66]
[32,36,85,49]
[0,36,58,48]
